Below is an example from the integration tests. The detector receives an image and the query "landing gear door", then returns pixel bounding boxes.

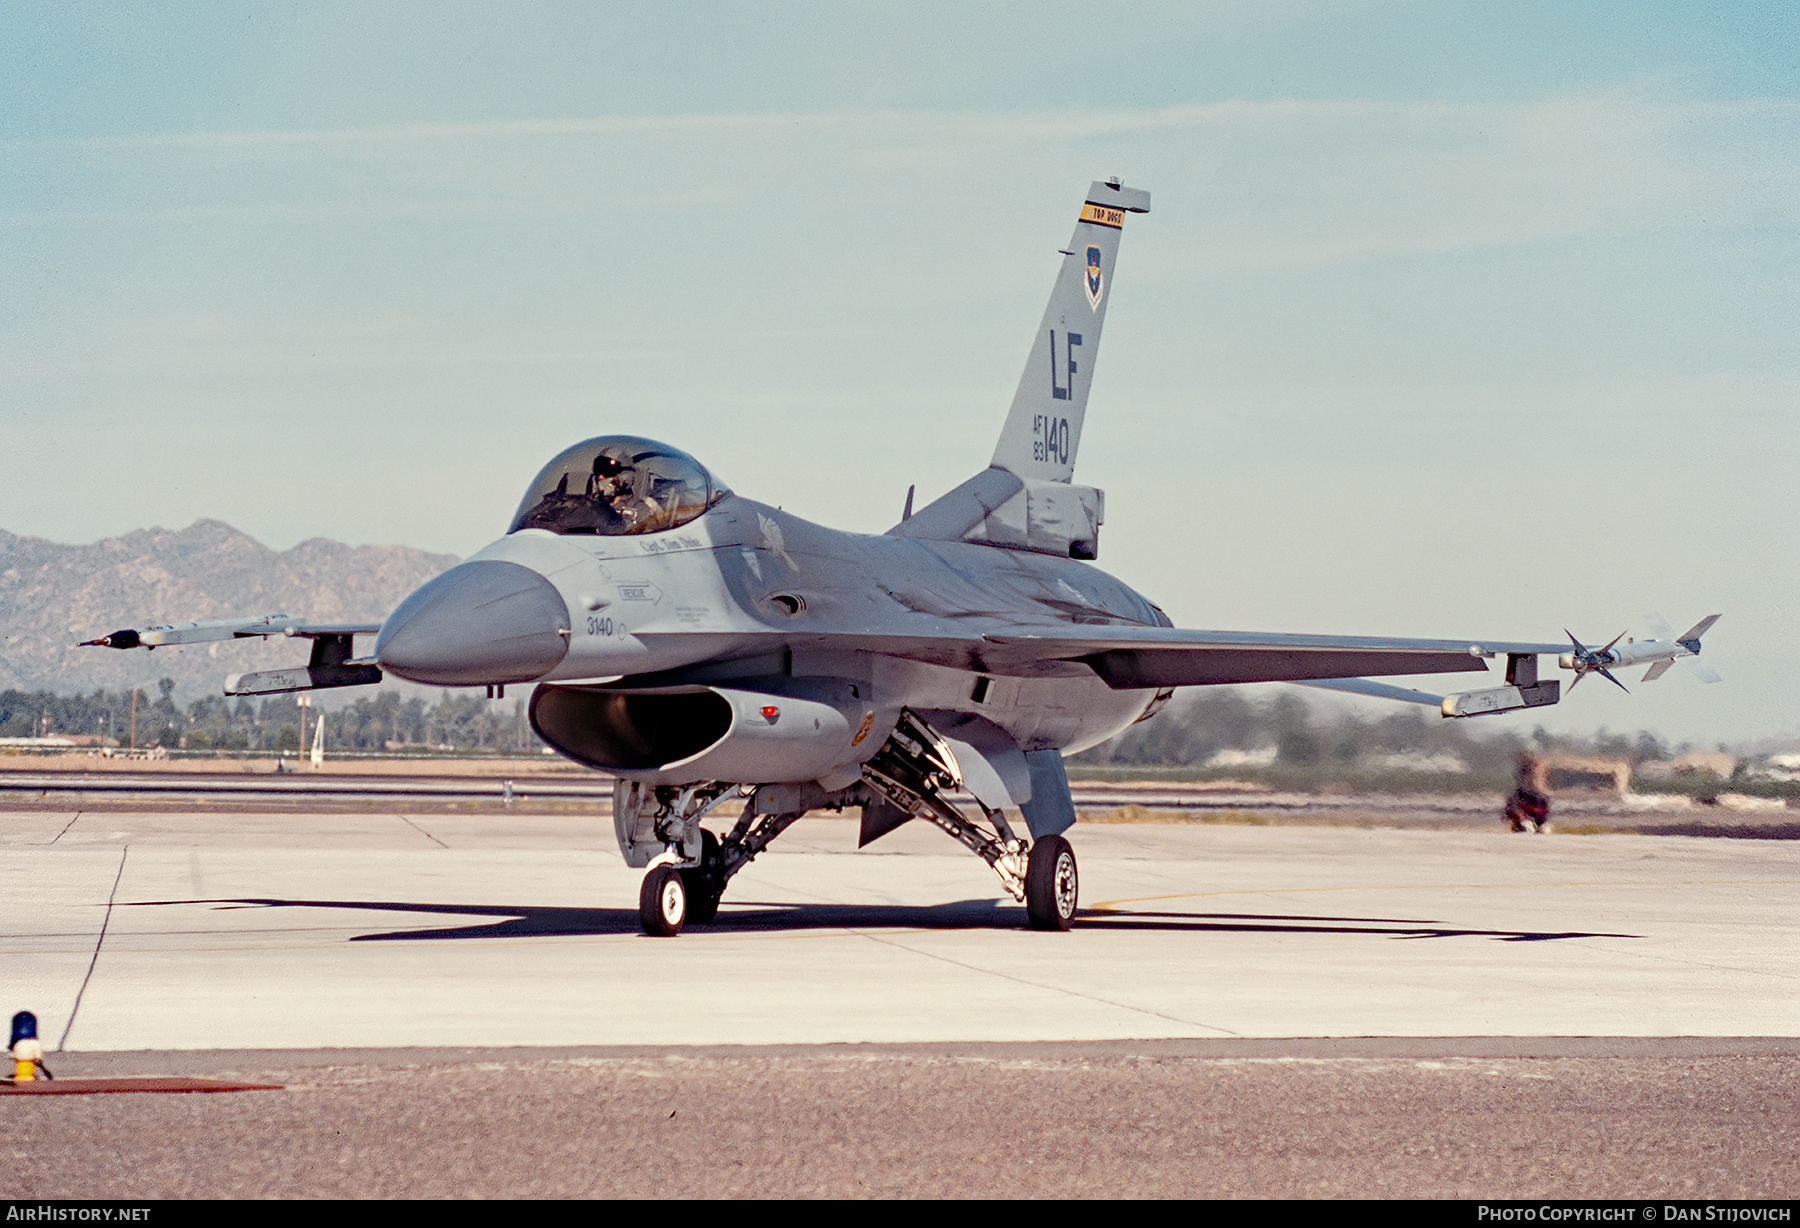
[613,779,663,868]
[913,709,1034,811]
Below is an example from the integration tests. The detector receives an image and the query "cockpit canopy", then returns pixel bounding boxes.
[509,436,729,537]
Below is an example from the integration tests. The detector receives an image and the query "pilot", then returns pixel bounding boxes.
[589,451,667,532]
[586,451,629,499]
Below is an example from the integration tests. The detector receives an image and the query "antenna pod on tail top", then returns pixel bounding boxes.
[989,179,1150,485]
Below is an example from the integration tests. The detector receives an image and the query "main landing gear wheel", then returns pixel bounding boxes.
[1024,834,1078,931]
[639,865,687,937]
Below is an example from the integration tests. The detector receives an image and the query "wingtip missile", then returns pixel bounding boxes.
[1561,615,1721,688]
[79,630,141,649]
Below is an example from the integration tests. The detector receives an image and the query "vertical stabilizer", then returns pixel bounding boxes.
[990,179,1150,483]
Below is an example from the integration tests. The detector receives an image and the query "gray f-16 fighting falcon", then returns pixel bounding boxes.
[83,179,1721,936]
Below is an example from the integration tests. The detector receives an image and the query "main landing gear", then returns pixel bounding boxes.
[623,710,1081,936]
[861,710,1077,930]
[1024,834,1078,931]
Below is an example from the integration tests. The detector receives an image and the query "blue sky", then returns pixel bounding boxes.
[2,3,1795,742]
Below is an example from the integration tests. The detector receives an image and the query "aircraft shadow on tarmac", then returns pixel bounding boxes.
[130,898,1640,944]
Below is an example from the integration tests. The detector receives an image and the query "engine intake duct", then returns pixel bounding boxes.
[531,688,733,771]
[531,678,888,785]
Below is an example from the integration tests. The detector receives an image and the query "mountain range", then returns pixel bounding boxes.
[0,520,459,698]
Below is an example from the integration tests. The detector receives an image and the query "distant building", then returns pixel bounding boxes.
[1632,752,1738,783]
[1528,754,1630,798]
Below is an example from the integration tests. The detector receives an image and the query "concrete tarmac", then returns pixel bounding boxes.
[3,805,1796,1198]
[4,807,1797,1047]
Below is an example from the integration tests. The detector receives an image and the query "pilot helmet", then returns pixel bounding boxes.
[588,449,635,498]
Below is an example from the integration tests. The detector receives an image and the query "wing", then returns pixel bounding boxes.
[977,625,1568,689]
[80,614,382,649]
[633,624,1564,692]
[80,614,384,695]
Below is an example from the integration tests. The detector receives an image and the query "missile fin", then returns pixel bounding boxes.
[1678,614,1722,644]
[1680,656,1722,684]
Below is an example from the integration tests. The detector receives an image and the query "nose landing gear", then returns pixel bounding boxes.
[634,797,804,936]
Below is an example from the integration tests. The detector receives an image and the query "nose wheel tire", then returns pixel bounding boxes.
[640,865,688,936]
[1024,835,1078,931]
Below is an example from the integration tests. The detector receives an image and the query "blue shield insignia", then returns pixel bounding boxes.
[1084,245,1104,311]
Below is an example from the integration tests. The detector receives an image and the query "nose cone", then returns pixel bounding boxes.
[377,560,570,685]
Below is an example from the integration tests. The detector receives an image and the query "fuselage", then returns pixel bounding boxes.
[377,493,1164,781]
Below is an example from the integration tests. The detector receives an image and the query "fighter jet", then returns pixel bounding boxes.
[81,179,1717,936]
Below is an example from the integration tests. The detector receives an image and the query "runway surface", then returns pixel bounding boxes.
[4,804,1795,1197]
[5,805,1796,1048]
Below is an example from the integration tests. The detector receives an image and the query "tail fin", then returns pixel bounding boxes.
[1677,614,1721,646]
[1678,613,1723,683]
[1645,612,1724,684]
[990,179,1150,483]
